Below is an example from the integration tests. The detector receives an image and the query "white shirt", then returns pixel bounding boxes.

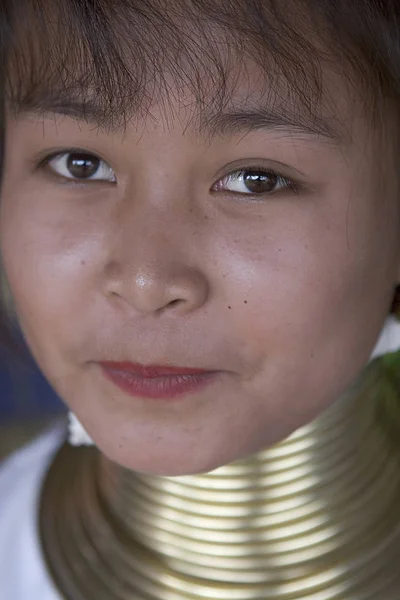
[0,426,65,600]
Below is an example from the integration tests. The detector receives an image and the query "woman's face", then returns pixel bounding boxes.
[1,63,400,475]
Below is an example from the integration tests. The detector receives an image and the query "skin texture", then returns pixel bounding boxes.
[1,63,400,476]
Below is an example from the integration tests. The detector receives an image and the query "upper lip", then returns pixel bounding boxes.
[98,361,216,377]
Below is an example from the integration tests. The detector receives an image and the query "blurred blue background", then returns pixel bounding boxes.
[0,339,65,423]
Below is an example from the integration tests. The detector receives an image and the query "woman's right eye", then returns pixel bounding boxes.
[43,152,116,183]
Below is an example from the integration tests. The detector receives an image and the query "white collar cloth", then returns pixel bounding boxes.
[0,425,65,600]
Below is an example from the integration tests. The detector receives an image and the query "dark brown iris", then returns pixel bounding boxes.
[243,171,277,194]
[67,153,100,179]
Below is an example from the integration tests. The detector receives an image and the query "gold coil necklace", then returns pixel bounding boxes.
[39,357,400,599]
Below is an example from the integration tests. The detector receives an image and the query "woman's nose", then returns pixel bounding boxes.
[103,211,209,315]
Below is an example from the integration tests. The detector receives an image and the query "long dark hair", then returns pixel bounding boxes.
[0,1,17,353]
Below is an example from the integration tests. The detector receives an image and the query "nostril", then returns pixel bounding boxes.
[154,298,182,316]
[167,299,182,308]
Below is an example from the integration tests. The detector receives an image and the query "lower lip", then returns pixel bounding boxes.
[99,366,219,400]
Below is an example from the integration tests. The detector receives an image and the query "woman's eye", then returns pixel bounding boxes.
[212,168,297,196]
[44,152,116,183]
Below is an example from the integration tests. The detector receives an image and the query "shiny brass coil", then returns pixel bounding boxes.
[39,357,400,599]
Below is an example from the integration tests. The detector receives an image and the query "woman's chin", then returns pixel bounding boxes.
[97,437,230,477]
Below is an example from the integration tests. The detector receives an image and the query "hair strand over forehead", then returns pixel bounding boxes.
[2,0,399,130]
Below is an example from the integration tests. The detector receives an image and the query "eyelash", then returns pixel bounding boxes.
[212,165,300,197]
[39,150,116,184]
[38,151,301,197]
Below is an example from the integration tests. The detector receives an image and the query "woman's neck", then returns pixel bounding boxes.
[39,358,400,599]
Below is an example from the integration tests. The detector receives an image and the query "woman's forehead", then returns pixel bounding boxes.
[8,48,352,150]
[5,0,353,135]
[11,87,345,150]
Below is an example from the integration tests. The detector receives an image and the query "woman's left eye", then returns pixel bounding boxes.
[43,152,116,183]
[212,168,298,196]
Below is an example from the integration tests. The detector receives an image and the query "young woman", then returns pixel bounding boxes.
[1,1,400,598]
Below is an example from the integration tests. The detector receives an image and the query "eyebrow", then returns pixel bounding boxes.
[202,108,343,144]
[16,94,343,144]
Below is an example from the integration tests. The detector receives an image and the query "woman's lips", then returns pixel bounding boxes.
[98,362,220,399]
